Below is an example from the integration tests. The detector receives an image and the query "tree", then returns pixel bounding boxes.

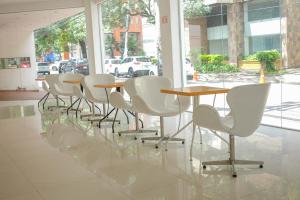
[184,0,210,19]
[35,12,87,59]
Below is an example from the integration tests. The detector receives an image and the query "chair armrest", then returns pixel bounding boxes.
[193,104,227,132]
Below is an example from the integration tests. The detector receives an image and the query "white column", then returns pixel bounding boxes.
[159,0,185,88]
[84,0,105,75]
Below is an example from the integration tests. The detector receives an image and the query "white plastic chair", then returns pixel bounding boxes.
[131,76,191,148]
[54,73,83,113]
[192,83,270,177]
[44,74,67,110]
[109,78,157,136]
[82,74,119,125]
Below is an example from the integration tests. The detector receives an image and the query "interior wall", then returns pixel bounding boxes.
[0,27,37,90]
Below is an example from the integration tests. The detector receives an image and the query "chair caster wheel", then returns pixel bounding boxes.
[118,133,121,136]
[155,145,159,149]
[182,141,185,144]
[142,140,145,143]
[134,137,137,140]
[259,164,263,168]
[118,122,121,124]
[203,165,206,169]
[155,132,158,136]
[232,173,237,178]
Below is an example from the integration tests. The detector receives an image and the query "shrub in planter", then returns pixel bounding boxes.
[199,54,225,65]
[202,63,239,73]
[256,50,280,72]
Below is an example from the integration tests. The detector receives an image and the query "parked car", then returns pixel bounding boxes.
[58,60,69,73]
[61,61,75,73]
[185,58,195,80]
[104,59,121,76]
[75,59,89,75]
[120,56,157,77]
[37,62,50,75]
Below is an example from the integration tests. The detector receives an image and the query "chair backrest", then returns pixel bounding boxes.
[227,83,270,137]
[45,74,60,95]
[134,76,172,108]
[83,74,115,101]
[58,73,83,91]
[42,81,49,92]
[124,78,136,97]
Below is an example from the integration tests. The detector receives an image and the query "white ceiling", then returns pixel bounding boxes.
[0,7,84,30]
[0,0,50,5]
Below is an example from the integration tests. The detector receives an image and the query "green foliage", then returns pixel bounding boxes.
[243,54,257,61]
[256,50,280,71]
[184,0,210,19]
[199,54,225,65]
[189,48,202,69]
[202,64,240,73]
[35,12,87,57]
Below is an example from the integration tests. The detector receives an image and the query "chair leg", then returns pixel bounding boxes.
[75,98,82,118]
[42,93,50,110]
[118,112,157,139]
[128,111,144,128]
[122,110,130,124]
[141,116,185,148]
[38,92,49,108]
[58,97,65,105]
[202,135,264,177]
[112,108,119,133]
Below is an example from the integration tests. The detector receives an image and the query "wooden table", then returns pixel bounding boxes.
[161,85,229,154]
[63,80,81,84]
[35,77,46,81]
[94,82,124,89]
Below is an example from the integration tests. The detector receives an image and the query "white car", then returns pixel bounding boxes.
[104,59,121,76]
[120,56,157,77]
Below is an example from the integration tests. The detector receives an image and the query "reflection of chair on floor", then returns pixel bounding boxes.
[132,76,190,148]
[192,83,270,177]
[109,78,157,136]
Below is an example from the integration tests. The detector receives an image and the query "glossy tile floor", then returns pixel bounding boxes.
[0,100,300,200]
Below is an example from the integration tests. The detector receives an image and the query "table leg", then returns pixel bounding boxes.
[190,95,200,161]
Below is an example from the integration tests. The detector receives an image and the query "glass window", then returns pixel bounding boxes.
[249,34,281,54]
[98,0,161,77]
[248,0,280,21]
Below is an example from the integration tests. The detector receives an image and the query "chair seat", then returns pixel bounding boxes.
[148,103,189,117]
[220,115,234,132]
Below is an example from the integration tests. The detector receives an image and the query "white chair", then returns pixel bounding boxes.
[82,74,119,125]
[131,76,190,148]
[45,74,68,110]
[54,73,83,113]
[192,83,270,177]
[109,78,157,136]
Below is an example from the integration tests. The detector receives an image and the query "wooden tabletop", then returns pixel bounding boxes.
[63,80,81,84]
[161,85,229,96]
[94,82,124,88]
[35,77,46,81]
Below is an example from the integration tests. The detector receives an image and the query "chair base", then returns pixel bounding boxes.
[47,105,68,111]
[141,136,185,148]
[118,129,158,140]
[202,135,263,177]
[202,159,264,177]
[80,113,103,121]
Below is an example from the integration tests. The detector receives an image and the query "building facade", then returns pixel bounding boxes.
[187,0,300,68]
